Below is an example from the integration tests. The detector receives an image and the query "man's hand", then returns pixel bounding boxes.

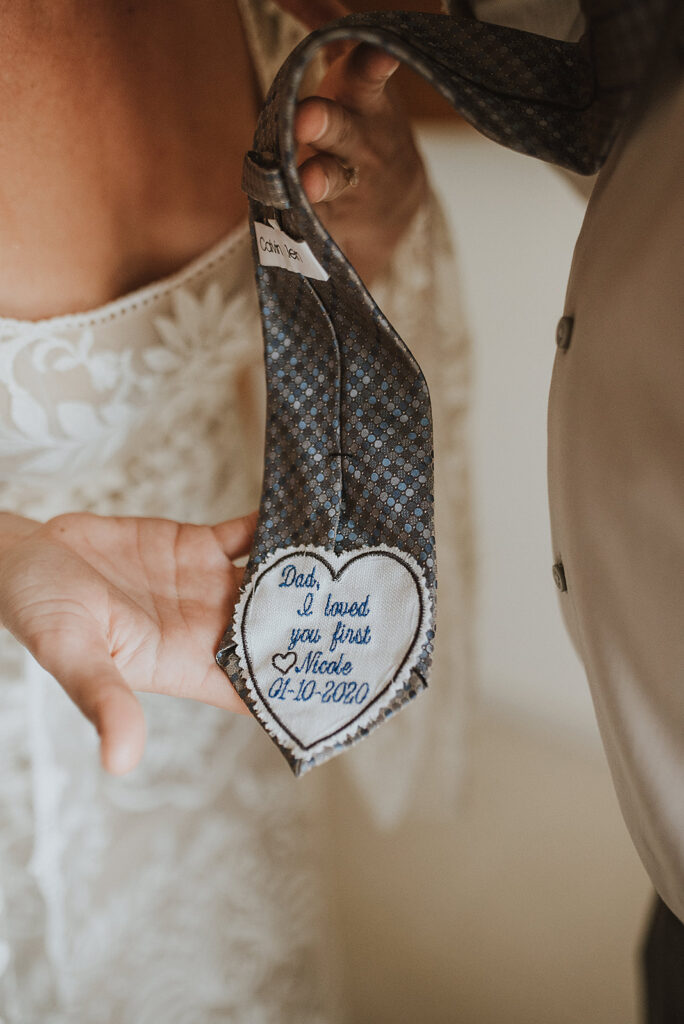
[277,0,427,282]
[297,43,426,281]
[0,511,255,775]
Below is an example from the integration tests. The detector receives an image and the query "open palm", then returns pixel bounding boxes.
[0,511,254,774]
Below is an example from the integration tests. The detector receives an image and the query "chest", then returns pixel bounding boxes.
[0,2,260,320]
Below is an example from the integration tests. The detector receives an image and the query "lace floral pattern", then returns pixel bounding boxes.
[0,2,472,1020]
[0,215,338,1022]
[0,321,136,479]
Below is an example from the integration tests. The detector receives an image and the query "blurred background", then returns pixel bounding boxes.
[312,6,655,1019]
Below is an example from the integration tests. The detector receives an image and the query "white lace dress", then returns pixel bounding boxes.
[0,3,472,1021]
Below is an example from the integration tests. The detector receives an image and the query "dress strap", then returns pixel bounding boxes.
[236,0,311,99]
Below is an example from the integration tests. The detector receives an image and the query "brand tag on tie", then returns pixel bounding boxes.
[255,220,329,281]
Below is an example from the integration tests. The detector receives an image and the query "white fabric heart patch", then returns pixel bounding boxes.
[233,546,432,762]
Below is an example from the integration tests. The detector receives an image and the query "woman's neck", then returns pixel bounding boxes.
[0,1,260,319]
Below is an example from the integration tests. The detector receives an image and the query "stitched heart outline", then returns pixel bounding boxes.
[235,546,430,758]
[272,651,297,674]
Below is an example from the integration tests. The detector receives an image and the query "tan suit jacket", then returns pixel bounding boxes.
[477,0,684,919]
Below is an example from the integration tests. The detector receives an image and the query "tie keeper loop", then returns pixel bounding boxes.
[242,150,291,209]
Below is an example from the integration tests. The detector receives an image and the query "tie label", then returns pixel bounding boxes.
[233,546,431,762]
[255,220,329,281]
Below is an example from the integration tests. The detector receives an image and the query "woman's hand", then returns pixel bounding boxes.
[0,511,255,775]
[278,0,428,282]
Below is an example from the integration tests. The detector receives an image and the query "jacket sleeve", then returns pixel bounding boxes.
[463,0,584,40]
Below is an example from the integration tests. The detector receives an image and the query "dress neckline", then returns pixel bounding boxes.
[0,0,282,332]
[0,220,250,332]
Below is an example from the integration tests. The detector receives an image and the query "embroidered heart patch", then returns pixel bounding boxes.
[233,546,431,764]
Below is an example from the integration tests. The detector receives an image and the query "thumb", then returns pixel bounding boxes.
[211,511,257,561]
[38,635,147,775]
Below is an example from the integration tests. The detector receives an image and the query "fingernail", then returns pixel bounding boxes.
[311,106,328,143]
[103,741,133,776]
[102,731,143,776]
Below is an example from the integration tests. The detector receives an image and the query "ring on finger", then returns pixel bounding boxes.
[342,164,361,188]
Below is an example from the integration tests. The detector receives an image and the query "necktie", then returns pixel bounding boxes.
[218,0,673,776]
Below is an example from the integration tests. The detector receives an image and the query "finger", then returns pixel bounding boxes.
[295,97,360,163]
[335,44,400,113]
[298,152,356,204]
[42,637,147,775]
[211,511,257,561]
[195,663,251,716]
[91,669,147,775]
[0,513,41,553]
[274,0,348,29]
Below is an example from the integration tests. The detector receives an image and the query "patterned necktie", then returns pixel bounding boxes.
[218,0,673,775]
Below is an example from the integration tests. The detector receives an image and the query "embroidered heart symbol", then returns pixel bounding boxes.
[272,651,297,674]
[234,546,431,765]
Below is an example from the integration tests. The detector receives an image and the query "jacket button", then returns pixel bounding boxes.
[556,316,574,351]
[552,561,568,592]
